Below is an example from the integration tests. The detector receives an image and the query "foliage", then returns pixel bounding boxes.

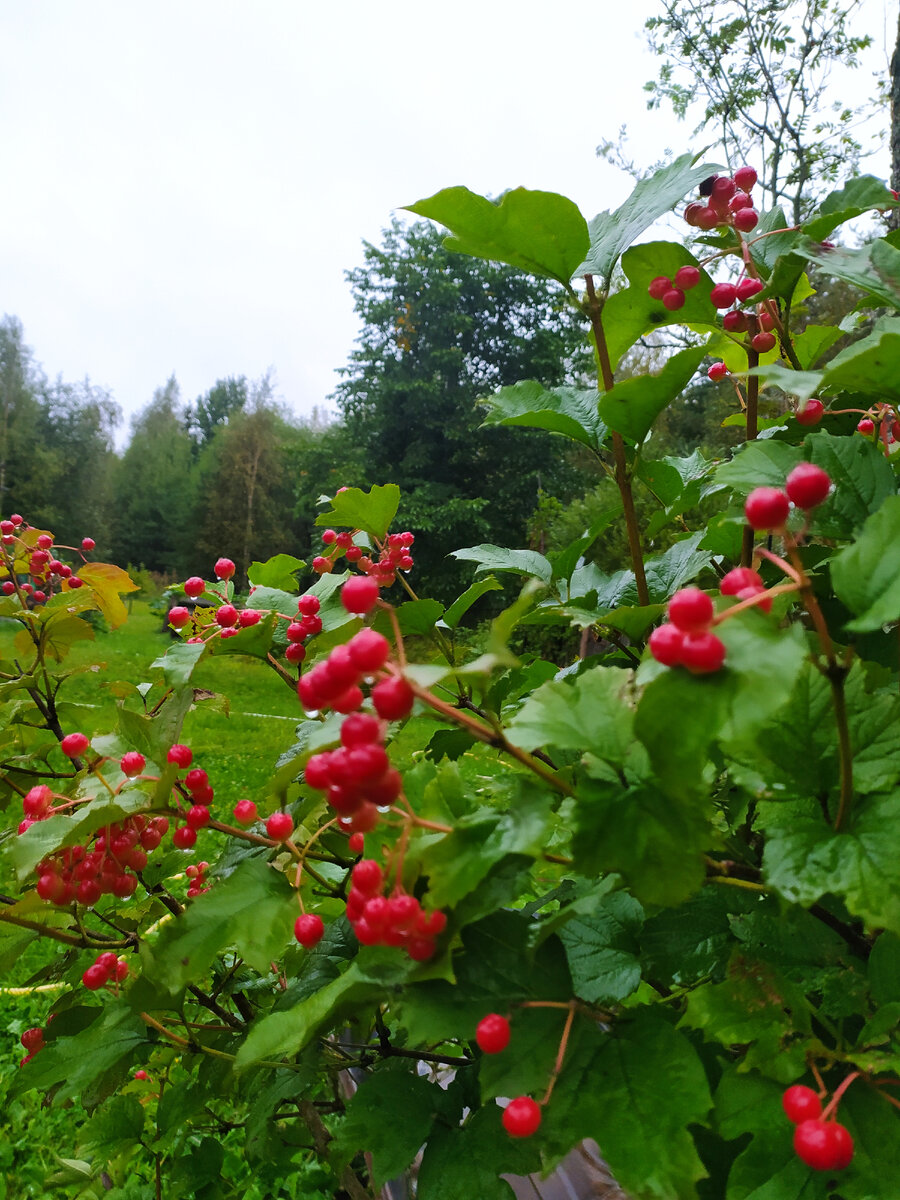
[4,155,900,1200]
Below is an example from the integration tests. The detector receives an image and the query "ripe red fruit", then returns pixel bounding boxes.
[711,175,736,201]
[502,1096,542,1138]
[184,576,205,597]
[733,165,758,191]
[647,275,672,300]
[185,768,208,793]
[215,604,239,628]
[347,628,391,672]
[476,1014,511,1054]
[120,752,146,777]
[322,529,337,545]
[36,533,53,549]
[721,567,763,596]
[662,288,686,311]
[710,282,738,308]
[733,207,759,232]
[233,799,258,825]
[707,362,728,381]
[674,265,701,290]
[238,608,261,627]
[24,784,53,817]
[168,606,191,629]
[61,732,89,758]
[134,1069,149,1081]
[681,632,726,674]
[21,1027,44,1052]
[736,277,764,301]
[782,1084,822,1124]
[751,331,777,353]
[297,594,321,616]
[793,1119,854,1171]
[729,190,753,211]
[294,913,325,949]
[82,963,110,990]
[745,488,790,530]
[667,587,714,633]
[214,557,235,580]
[81,537,96,551]
[266,812,294,842]
[351,859,384,896]
[285,642,306,664]
[186,804,211,830]
[68,576,83,589]
[172,826,197,850]
[167,744,193,768]
[857,417,875,434]
[696,205,719,230]
[341,575,380,615]
[648,623,684,667]
[372,677,415,720]
[785,463,832,509]
[796,398,824,426]
[722,310,750,333]
[348,831,365,853]
[1,581,14,595]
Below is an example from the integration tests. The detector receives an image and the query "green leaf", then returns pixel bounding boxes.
[542,1011,711,1199]
[559,891,643,1004]
[450,544,552,583]
[405,185,589,285]
[577,153,718,281]
[247,553,305,590]
[333,1067,442,1186]
[869,932,900,1004]
[804,176,900,241]
[549,508,623,583]
[806,429,896,539]
[41,613,94,662]
[480,381,607,450]
[715,439,802,494]
[144,858,297,989]
[507,666,634,762]
[832,495,900,630]
[817,315,900,403]
[150,640,206,688]
[791,323,844,370]
[393,598,444,636]
[315,483,401,540]
[77,1095,145,1157]
[750,361,824,402]
[417,1104,541,1200]
[760,790,900,933]
[599,345,708,445]
[792,236,900,310]
[442,576,504,629]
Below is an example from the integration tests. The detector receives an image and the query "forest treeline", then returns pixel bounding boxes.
[1,220,772,601]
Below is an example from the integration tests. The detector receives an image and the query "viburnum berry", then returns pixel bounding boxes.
[186,804,211,829]
[710,282,738,308]
[233,799,258,825]
[476,1014,511,1054]
[796,398,824,426]
[347,628,390,672]
[733,207,759,232]
[707,362,728,381]
[348,831,365,854]
[267,812,294,841]
[782,1085,822,1124]
[184,576,205,597]
[733,165,758,191]
[751,331,777,353]
[82,963,109,990]
[674,265,701,290]
[793,1119,854,1171]
[1,580,14,595]
[721,567,763,596]
[745,487,790,530]
[294,913,325,949]
[729,190,753,211]
[351,859,384,895]
[341,575,380,614]
[36,533,53,549]
[662,288,685,311]
[648,623,684,667]
[81,537,95,551]
[214,557,235,580]
[61,732,89,758]
[312,556,331,574]
[785,463,832,509]
[120,752,146,777]
[134,1069,149,1081]
[185,768,208,793]
[372,677,415,720]
[681,632,726,674]
[297,594,320,616]
[502,1096,542,1138]
[647,275,671,300]
[285,642,306,664]
[321,529,337,545]
[167,744,192,768]
[238,608,261,627]
[68,576,83,589]
[857,417,875,434]
[722,310,749,333]
[215,603,239,628]
[667,587,714,633]
[172,825,197,850]
[736,277,764,302]
[168,606,191,629]
[21,1027,44,1053]
[23,784,53,818]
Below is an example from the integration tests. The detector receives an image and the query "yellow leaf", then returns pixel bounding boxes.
[76,562,139,630]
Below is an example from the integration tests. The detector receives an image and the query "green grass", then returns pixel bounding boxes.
[0,602,303,808]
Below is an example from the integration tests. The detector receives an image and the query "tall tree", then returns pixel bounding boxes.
[642,0,876,222]
[333,219,593,598]
[184,375,250,449]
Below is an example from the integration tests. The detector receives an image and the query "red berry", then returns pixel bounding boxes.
[662,288,686,311]
[168,606,191,629]
[348,831,365,853]
[476,1014,511,1054]
[720,567,763,596]
[23,785,53,818]
[647,275,671,300]
[722,310,749,333]
[172,826,197,850]
[372,677,415,720]
[233,799,258,825]
[21,1027,44,1052]
[340,712,382,748]
[215,604,238,628]
[82,963,110,990]
[782,1085,822,1124]
[667,587,714,633]
[502,1096,542,1138]
[61,732,89,758]
[351,859,384,895]
[736,277,764,301]
[266,812,294,842]
[785,463,832,510]
[793,1119,854,1171]
[857,418,875,434]
[710,283,738,308]
[285,643,306,664]
[36,533,53,549]
[81,537,96,551]
[332,685,364,714]
[1,580,14,595]
[733,207,759,232]
[707,362,728,381]
[294,913,325,949]
[406,936,436,961]
[745,488,790,530]
[681,632,726,674]
[347,628,391,672]
[648,623,684,667]
[341,575,380,615]
[312,556,331,574]
[186,804,211,830]
[185,768,208,793]
[238,608,261,627]
[322,529,337,545]
[751,332,777,353]
[729,191,753,211]
[711,175,736,201]
[68,576,83,589]
[683,202,705,226]
[733,165,757,191]
[297,594,321,616]
[184,576,205,597]
[214,557,235,580]
[120,752,146,777]
[696,205,720,230]
[167,744,193,768]
[673,265,701,290]
[134,1069,149,1081]
[796,398,824,426]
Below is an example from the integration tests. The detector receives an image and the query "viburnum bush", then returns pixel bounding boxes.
[5,156,900,1199]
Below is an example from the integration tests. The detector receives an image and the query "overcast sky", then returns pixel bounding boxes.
[2,1,894,438]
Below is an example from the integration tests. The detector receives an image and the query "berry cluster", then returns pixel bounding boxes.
[648,586,726,674]
[474,1013,542,1137]
[0,516,94,604]
[304,710,401,833]
[185,860,210,898]
[345,858,446,961]
[684,166,760,233]
[82,950,130,991]
[708,275,777,355]
[313,528,415,584]
[720,566,771,613]
[782,1085,853,1172]
[31,811,166,906]
[745,463,832,531]
[19,1019,50,1068]
[647,265,702,312]
[284,593,323,664]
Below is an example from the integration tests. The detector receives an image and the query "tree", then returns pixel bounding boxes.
[185,375,250,449]
[643,0,876,221]
[333,219,594,598]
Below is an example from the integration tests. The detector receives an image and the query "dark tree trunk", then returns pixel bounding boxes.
[891,9,900,229]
